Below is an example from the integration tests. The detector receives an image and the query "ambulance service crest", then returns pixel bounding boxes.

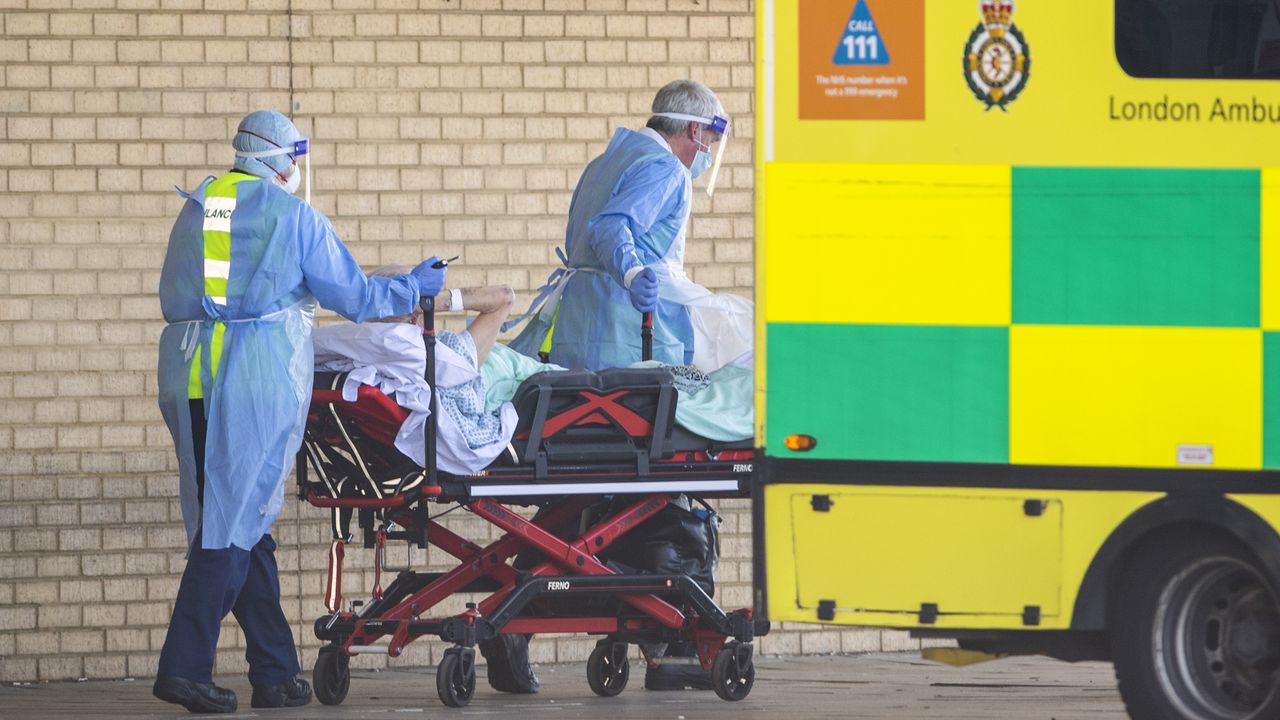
[964,1,1030,110]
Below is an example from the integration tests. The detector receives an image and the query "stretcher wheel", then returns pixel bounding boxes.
[436,647,476,708]
[711,643,755,702]
[587,640,630,697]
[313,645,350,706]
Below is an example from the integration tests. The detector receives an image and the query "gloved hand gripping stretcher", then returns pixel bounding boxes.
[296,299,768,707]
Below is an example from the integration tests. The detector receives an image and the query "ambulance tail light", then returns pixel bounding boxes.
[784,434,817,452]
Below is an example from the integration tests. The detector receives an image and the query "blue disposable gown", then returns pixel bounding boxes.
[158,175,421,551]
[510,128,695,370]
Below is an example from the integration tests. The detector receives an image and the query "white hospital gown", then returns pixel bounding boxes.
[436,331,506,450]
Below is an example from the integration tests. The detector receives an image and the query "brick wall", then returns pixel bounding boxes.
[0,0,921,683]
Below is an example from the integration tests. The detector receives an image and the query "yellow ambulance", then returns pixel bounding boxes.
[754,2,1280,718]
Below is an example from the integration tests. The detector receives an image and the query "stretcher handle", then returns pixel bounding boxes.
[419,294,438,486]
[641,311,653,362]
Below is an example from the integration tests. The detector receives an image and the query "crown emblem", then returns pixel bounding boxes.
[980,1,1014,35]
[964,0,1029,110]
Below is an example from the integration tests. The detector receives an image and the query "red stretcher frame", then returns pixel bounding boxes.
[299,301,763,707]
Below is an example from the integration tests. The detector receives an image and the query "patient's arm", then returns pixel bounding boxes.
[372,264,515,367]
[418,285,515,366]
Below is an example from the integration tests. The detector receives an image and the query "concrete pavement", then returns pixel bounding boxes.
[0,653,1129,720]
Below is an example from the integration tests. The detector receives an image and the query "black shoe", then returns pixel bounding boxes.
[479,635,539,694]
[644,663,714,691]
[153,672,238,714]
[251,676,313,708]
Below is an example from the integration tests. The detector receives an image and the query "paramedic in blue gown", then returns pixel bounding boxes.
[509,79,729,370]
[491,81,729,696]
[152,110,447,714]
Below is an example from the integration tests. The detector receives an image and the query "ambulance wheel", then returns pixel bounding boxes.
[711,643,754,701]
[587,641,630,697]
[313,645,350,706]
[436,647,476,708]
[1111,535,1280,720]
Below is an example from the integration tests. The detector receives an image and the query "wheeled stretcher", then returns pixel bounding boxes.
[296,298,767,707]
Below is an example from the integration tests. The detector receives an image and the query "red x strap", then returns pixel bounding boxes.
[541,390,653,438]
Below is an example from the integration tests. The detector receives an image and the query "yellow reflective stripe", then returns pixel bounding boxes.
[201,172,253,268]
[204,276,227,299]
[186,322,226,399]
[539,304,560,355]
[210,321,225,381]
[204,229,231,263]
[188,172,255,400]
[188,344,203,399]
[204,172,251,199]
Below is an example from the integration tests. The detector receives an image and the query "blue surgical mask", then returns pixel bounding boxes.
[273,164,301,195]
[689,127,713,178]
[690,148,713,179]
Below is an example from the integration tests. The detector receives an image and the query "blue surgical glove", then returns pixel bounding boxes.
[410,256,448,297]
[628,267,659,312]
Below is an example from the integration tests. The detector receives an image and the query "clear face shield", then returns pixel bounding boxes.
[235,138,311,204]
[654,112,730,197]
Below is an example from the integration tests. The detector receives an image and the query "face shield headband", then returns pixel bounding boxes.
[235,137,312,204]
[653,112,730,197]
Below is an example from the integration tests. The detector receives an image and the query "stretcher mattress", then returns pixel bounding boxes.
[305,362,753,501]
[312,323,754,475]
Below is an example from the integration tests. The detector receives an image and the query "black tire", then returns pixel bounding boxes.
[711,643,754,701]
[313,645,350,706]
[437,648,477,708]
[587,641,630,697]
[1111,535,1280,720]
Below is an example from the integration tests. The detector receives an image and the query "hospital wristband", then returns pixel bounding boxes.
[449,287,463,312]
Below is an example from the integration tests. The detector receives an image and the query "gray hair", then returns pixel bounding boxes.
[646,80,725,138]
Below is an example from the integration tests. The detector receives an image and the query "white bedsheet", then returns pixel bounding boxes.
[312,323,518,475]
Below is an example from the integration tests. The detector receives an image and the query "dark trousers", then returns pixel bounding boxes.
[156,400,299,687]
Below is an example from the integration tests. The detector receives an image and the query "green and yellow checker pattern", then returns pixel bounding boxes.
[763,163,1280,470]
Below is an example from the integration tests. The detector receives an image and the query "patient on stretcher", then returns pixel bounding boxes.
[312,283,753,476]
[313,284,519,475]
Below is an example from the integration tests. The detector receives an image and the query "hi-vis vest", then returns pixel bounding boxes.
[187,172,259,399]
